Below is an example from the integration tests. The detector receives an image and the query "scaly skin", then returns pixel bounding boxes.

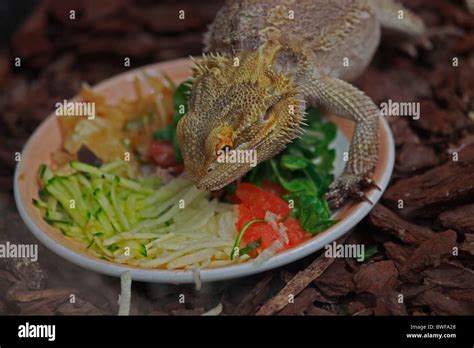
[177,0,426,208]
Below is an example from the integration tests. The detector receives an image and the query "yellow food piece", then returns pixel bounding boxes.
[58,74,174,167]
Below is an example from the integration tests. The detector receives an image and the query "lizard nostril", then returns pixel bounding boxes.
[207,167,213,173]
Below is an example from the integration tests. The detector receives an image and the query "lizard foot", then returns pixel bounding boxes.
[325,172,378,210]
[399,26,464,58]
[398,36,432,58]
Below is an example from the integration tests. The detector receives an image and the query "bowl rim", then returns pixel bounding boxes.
[14,58,395,284]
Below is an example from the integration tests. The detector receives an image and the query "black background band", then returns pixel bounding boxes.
[0,315,472,346]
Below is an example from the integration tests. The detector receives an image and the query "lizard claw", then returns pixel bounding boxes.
[362,176,381,191]
[355,190,374,205]
[325,172,378,209]
[398,37,432,58]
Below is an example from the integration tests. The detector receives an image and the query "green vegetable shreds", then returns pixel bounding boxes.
[246,107,337,234]
[34,160,162,249]
[34,158,240,269]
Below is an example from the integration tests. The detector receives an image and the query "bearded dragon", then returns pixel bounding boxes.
[177,0,426,208]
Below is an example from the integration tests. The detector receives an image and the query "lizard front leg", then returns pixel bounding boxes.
[301,75,380,209]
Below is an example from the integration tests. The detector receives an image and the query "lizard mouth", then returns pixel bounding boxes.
[195,161,249,191]
[194,128,285,191]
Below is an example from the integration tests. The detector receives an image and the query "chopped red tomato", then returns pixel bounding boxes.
[261,181,287,197]
[234,183,309,256]
[236,204,258,231]
[237,205,278,249]
[168,164,185,175]
[149,140,177,167]
[236,183,291,217]
[242,222,278,250]
[284,217,311,247]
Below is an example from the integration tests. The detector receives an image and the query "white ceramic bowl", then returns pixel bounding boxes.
[14,58,395,284]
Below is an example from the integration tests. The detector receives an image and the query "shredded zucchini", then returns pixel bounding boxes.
[35,160,240,269]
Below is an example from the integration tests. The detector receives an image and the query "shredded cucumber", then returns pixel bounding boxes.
[70,160,152,193]
[100,160,126,173]
[35,160,240,269]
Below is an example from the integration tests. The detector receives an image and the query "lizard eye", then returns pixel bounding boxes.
[262,107,276,122]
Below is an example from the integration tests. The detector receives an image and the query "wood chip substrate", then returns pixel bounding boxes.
[0,0,473,315]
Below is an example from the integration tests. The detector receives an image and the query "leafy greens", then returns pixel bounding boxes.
[245,107,337,234]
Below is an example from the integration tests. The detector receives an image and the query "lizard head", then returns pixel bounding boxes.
[176,51,306,191]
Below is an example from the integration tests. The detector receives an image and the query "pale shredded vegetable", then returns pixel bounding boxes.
[192,267,202,291]
[118,271,132,316]
[35,160,241,270]
[202,303,223,316]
